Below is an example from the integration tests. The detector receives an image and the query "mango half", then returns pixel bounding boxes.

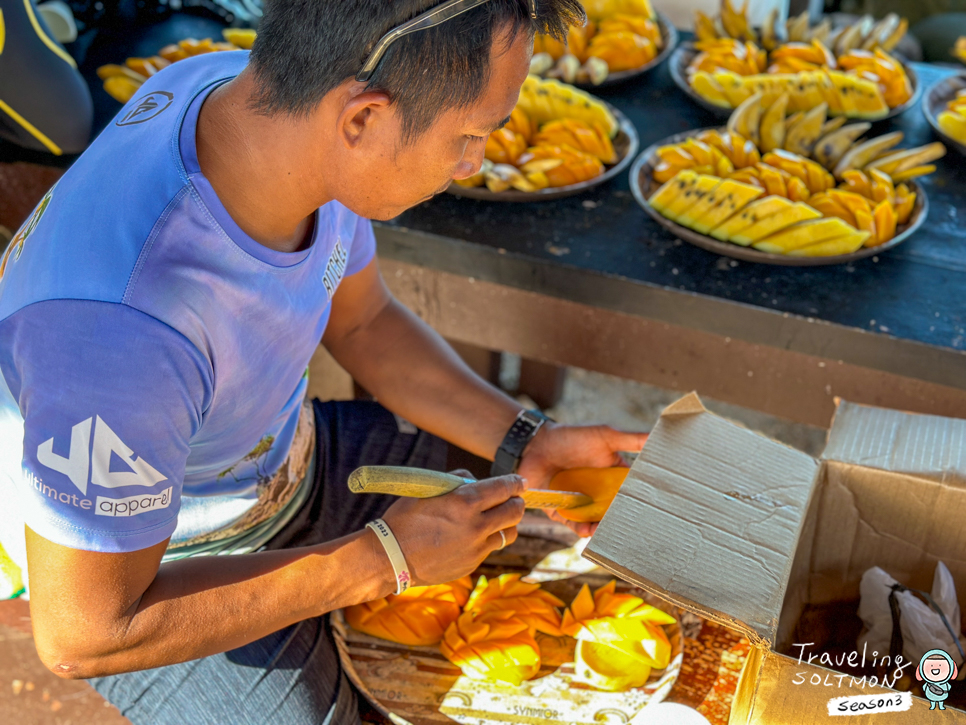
[547,467,629,522]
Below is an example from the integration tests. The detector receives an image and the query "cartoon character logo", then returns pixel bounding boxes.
[917,649,958,711]
[0,187,53,281]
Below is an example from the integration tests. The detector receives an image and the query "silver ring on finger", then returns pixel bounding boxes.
[498,529,507,550]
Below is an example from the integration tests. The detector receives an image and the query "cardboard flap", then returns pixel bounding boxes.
[824,400,966,484]
[585,393,821,647]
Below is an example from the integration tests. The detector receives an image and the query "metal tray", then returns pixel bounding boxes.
[921,73,966,157]
[447,105,639,202]
[668,42,922,122]
[629,128,928,266]
[573,13,679,89]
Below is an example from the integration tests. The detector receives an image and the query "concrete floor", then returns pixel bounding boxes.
[0,365,827,724]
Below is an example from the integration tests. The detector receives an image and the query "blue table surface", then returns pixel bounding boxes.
[386,60,966,356]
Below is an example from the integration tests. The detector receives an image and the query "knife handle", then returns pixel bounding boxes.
[348,466,474,498]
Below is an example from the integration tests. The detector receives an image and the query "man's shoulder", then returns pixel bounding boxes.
[0,52,251,320]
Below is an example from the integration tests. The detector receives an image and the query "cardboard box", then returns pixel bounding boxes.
[585,393,966,723]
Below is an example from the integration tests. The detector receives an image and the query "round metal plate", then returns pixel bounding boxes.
[921,73,966,157]
[668,42,922,122]
[572,14,679,89]
[629,128,928,266]
[446,105,639,202]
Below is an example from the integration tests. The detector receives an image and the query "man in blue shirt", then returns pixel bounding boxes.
[0,1,647,722]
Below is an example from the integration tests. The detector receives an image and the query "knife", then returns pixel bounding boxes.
[348,466,593,510]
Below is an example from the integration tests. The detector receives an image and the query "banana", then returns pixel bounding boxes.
[833,131,904,177]
[759,93,789,153]
[806,19,832,45]
[731,202,822,246]
[786,11,810,43]
[812,123,870,170]
[863,14,899,51]
[788,231,869,256]
[880,18,908,52]
[649,170,699,214]
[784,103,828,156]
[865,142,946,176]
[752,216,860,253]
[695,11,719,41]
[834,22,864,56]
[726,91,763,145]
[761,8,781,51]
[890,164,937,182]
[819,116,848,136]
[690,180,764,234]
[710,196,793,241]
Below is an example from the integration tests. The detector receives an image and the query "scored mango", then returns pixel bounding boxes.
[546,467,630,522]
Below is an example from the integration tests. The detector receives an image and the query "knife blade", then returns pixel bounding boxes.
[348,465,593,510]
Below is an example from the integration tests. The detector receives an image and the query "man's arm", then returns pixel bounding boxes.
[323,258,523,460]
[27,476,525,679]
[324,259,648,492]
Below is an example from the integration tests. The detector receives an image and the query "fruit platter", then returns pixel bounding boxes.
[922,73,966,157]
[629,97,942,265]
[529,0,678,87]
[333,537,685,725]
[669,0,919,122]
[448,75,639,201]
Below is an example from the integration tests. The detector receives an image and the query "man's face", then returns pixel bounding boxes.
[925,657,951,682]
[335,26,531,221]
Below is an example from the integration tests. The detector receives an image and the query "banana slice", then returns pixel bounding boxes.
[833,132,904,178]
[813,123,871,170]
[864,142,946,176]
[759,93,789,153]
[726,91,764,145]
[784,103,828,156]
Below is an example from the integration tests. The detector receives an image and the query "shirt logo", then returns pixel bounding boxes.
[36,416,167,496]
[0,188,52,281]
[96,487,173,517]
[115,91,174,126]
[322,238,349,299]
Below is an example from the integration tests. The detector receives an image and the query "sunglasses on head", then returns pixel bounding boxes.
[356,0,538,83]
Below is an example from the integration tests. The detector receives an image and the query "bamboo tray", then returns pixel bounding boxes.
[332,523,684,725]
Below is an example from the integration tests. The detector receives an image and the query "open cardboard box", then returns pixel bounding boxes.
[586,393,966,723]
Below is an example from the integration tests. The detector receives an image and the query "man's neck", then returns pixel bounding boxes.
[195,70,332,254]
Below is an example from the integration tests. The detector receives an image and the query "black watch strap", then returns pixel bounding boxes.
[490,409,550,477]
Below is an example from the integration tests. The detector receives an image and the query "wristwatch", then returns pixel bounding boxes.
[490,409,551,477]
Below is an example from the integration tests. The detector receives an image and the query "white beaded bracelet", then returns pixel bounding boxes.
[366,518,412,595]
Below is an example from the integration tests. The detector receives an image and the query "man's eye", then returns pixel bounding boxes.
[466,134,487,141]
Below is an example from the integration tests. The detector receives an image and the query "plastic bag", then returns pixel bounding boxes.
[858,562,964,668]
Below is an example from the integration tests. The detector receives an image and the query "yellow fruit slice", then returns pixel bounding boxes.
[649,170,699,215]
[938,110,966,144]
[691,72,732,107]
[787,231,870,256]
[574,639,652,692]
[710,195,794,241]
[731,203,822,246]
[547,467,629,522]
[676,179,726,228]
[713,70,754,107]
[752,216,861,254]
[662,174,721,221]
[222,28,256,49]
[690,180,763,234]
[826,70,889,120]
[759,93,789,153]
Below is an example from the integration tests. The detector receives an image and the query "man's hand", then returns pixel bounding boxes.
[381,475,525,586]
[517,423,648,537]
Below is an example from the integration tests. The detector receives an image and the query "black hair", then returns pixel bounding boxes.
[248,0,584,141]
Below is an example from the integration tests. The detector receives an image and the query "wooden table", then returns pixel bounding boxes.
[377,61,966,429]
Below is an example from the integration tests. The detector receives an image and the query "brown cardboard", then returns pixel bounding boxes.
[585,393,966,724]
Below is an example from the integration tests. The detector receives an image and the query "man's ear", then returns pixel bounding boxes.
[337,89,393,150]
